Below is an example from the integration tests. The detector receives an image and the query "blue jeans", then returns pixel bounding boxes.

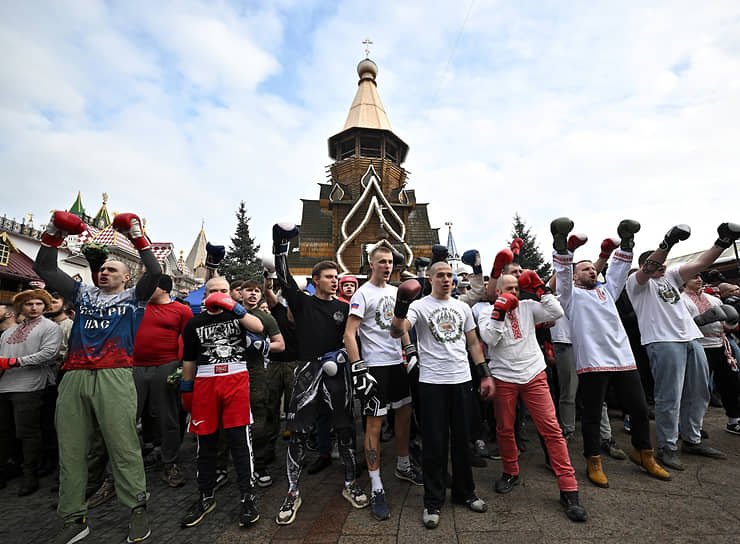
[646,340,709,450]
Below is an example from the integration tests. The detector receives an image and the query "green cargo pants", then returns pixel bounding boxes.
[56,368,147,521]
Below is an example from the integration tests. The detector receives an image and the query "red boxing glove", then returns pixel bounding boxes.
[510,238,524,263]
[567,233,588,253]
[519,270,550,298]
[41,211,86,248]
[543,341,556,366]
[491,293,519,321]
[492,249,514,279]
[112,213,150,251]
[0,358,19,370]
[181,392,193,412]
[704,286,720,297]
[599,237,620,260]
[204,292,247,317]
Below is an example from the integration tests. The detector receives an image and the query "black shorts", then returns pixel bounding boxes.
[366,364,412,417]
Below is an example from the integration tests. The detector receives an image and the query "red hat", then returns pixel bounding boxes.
[339,275,358,288]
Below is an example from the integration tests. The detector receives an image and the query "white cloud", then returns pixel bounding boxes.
[1,0,740,277]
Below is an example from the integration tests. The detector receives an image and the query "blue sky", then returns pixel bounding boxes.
[2,0,740,271]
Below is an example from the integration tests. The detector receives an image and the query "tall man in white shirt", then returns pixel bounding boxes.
[344,246,422,522]
[391,262,494,530]
[551,218,670,488]
[625,222,739,470]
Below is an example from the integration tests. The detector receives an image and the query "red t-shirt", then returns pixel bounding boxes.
[133,301,193,366]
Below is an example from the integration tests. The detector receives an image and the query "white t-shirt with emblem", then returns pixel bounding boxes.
[349,282,402,367]
[406,295,475,384]
[625,265,702,345]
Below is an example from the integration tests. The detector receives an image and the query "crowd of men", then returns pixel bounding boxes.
[0,210,738,542]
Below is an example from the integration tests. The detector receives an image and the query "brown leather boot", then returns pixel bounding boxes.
[629,448,671,481]
[586,455,609,488]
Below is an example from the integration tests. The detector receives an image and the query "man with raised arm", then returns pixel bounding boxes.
[625,222,740,470]
[551,218,670,488]
[391,261,493,530]
[271,223,368,526]
[34,211,161,544]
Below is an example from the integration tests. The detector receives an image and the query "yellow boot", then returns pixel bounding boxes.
[629,448,671,481]
[586,455,609,488]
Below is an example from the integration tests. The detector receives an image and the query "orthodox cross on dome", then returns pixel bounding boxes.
[362,38,373,58]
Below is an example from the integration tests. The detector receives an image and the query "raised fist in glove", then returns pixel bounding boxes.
[722,304,739,329]
[462,249,482,275]
[568,234,588,253]
[492,249,514,280]
[431,244,448,264]
[617,219,641,251]
[113,213,150,251]
[392,249,406,269]
[715,222,740,249]
[551,217,574,255]
[491,293,519,321]
[658,224,691,252]
[599,238,620,260]
[394,279,422,319]
[510,238,524,263]
[519,270,550,299]
[350,359,378,401]
[246,332,270,357]
[204,292,247,318]
[260,255,277,279]
[41,211,87,248]
[403,343,419,374]
[272,222,300,256]
[205,242,226,270]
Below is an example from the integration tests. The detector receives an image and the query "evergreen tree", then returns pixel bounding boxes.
[219,201,262,282]
[509,213,552,278]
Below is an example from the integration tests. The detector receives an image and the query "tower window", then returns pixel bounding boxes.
[385,142,398,162]
[360,136,381,158]
[340,138,355,160]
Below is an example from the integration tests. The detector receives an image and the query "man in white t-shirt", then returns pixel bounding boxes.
[390,262,494,530]
[344,246,422,522]
[625,222,740,470]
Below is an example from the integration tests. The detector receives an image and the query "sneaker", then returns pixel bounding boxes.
[54,517,90,544]
[452,494,487,513]
[487,442,502,460]
[87,479,115,509]
[181,492,216,528]
[601,438,627,460]
[655,447,684,471]
[127,506,151,542]
[276,492,302,525]
[726,422,740,435]
[422,508,440,529]
[370,489,390,520]
[307,455,331,474]
[342,481,369,508]
[681,441,727,459]
[395,465,423,486]
[255,471,273,488]
[239,493,260,527]
[474,439,489,457]
[162,464,185,488]
[214,469,228,491]
[495,472,520,494]
[559,490,587,522]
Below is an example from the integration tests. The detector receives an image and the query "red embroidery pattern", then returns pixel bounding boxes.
[5,318,42,345]
[509,309,523,340]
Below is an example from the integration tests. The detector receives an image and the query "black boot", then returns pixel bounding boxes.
[559,490,587,522]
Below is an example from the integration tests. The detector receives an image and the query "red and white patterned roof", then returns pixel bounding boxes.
[150,242,173,265]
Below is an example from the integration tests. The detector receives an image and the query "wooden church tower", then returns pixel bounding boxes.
[287,55,439,277]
